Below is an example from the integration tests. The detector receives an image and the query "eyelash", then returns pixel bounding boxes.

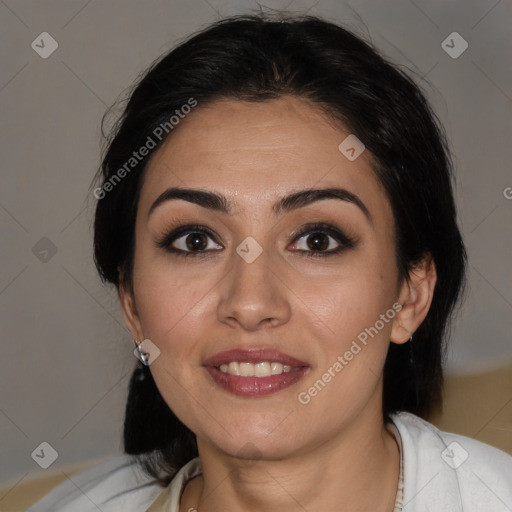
[156,222,357,259]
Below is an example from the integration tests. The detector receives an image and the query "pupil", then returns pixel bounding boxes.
[307,233,328,251]
[186,233,207,251]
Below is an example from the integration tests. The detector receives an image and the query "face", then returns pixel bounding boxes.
[121,95,414,460]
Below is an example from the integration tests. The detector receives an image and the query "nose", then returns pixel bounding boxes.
[216,247,292,331]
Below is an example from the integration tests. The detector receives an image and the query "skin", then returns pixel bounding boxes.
[120,95,437,512]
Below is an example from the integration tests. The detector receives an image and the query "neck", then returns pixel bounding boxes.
[182,407,400,512]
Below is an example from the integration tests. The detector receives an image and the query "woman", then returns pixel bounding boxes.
[28,11,512,512]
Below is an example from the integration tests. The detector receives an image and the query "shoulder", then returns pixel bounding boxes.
[26,453,164,512]
[391,411,512,512]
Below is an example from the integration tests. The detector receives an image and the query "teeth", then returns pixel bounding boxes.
[218,361,295,377]
[228,362,240,376]
[239,362,254,377]
[271,362,283,375]
[255,362,271,377]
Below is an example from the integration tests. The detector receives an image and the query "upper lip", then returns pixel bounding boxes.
[203,348,309,368]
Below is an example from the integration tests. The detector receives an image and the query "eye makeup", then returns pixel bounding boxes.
[155,220,358,259]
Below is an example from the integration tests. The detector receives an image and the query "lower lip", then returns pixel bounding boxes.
[205,366,309,396]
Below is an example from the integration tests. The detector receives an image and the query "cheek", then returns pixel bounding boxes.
[295,262,397,406]
[131,261,215,423]
[298,260,396,341]
[136,292,209,352]
[295,280,395,423]
[132,254,217,355]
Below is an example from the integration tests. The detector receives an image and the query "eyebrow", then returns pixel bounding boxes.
[148,187,372,224]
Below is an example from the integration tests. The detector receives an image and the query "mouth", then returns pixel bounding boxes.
[203,348,310,397]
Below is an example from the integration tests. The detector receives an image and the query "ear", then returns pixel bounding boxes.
[118,270,144,342]
[390,253,437,345]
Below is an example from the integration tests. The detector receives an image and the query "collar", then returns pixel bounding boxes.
[146,412,466,511]
[145,457,202,512]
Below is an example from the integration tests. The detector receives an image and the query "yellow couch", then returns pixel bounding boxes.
[430,363,511,454]
[2,364,511,511]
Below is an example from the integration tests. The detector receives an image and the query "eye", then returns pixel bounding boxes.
[157,222,356,258]
[290,222,356,257]
[156,224,223,257]
[172,232,222,253]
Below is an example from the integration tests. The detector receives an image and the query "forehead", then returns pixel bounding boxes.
[140,96,389,218]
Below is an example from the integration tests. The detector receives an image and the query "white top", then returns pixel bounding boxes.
[26,412,512,511]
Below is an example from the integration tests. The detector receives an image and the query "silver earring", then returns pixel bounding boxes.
[134,339,150,366]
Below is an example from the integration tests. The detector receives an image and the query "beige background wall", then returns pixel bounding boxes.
[1,0,511,495]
